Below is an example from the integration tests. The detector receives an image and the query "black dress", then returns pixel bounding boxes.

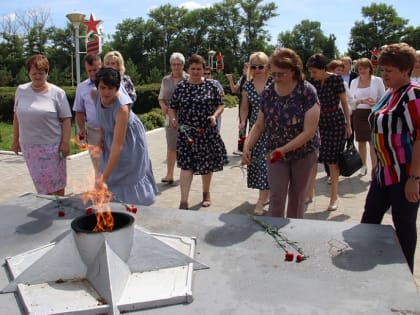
[310,74,346,164]
[170,79,228,174]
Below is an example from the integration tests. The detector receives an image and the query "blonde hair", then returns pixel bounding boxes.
[103,50,126,75]
[247,51,269,80]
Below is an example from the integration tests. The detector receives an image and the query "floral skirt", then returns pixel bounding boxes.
[22,143,67,194]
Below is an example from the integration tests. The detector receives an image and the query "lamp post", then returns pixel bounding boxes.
[66,12,86,86]
[208,50,216,70]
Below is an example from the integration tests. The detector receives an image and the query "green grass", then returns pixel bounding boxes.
[0,122,12,151]
[0,122,83,154]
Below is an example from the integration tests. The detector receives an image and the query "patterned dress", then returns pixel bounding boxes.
[243,78,272,190]
[170,79,228,174]
[310,75,346,164]
[261,81,320,159]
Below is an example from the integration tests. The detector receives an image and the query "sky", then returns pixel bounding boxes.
[0,0,418,54]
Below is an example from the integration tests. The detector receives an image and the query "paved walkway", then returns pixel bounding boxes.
[0,107,419,286]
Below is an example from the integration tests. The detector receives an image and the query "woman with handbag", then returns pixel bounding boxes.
[306,54,352,211]
[361,43,420,273]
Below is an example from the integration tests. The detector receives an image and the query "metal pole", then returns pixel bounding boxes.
[74,24,81,86]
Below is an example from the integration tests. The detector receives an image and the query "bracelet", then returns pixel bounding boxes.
[408,175,420,180]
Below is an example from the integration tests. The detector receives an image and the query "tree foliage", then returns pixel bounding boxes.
[277,20,337,65]
[0,1,418,87]
[348,3,408,59]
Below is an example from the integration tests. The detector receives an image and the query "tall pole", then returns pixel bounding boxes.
[66,12,86,86]
[74,24,81,86]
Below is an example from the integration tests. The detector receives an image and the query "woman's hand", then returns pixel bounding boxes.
[345,124,352,138]
[208,115,217,127]
[241,147,252,165]
[11,141,21,155]
[169,117,177,129]
[59,142,70,158]
[405,178,420,203]
[95,175,108,189]
[239,121,246,130]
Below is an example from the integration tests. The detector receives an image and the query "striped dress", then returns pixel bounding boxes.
[369,82,420,186]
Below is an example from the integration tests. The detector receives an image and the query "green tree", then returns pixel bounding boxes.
[402,26,420,49]
[348,3,408,59]
[148,4,188,74]
[277,20,336,65]
[237,0,278,54]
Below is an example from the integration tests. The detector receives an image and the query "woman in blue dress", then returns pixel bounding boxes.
[94,67,158,205]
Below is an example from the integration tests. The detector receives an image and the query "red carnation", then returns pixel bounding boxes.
[85,207,93,215]
[270,150,283,164]
[79,134,85,140]
[131,207,138,214]
[198,128,205,135]
[296,254,304,262]
[284,252,294,261]
[58,210,65,217]
[188,138,195,144]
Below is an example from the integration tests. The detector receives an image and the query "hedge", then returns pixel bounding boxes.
[0,83,237,124]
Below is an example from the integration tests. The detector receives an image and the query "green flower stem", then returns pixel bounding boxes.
[251,216,306,257]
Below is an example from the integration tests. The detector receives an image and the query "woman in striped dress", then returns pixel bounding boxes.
[361,43,420,273]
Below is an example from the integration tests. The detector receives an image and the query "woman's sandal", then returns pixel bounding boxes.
[161,177,174,185]
[201,192,211,207]
[179,201,189,210]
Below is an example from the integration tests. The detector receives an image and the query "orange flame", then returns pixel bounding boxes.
[81,186,114,232]
[70,136,89,150]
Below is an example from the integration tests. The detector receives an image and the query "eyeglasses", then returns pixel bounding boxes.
[271,71,289,78]
[250,64,265,70]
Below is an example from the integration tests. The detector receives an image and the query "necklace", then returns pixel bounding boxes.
[31,83,48,92]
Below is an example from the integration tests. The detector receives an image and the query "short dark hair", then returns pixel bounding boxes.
[306,53,328,70]
[94,67,121,89]
[187,54,206,69]
[84,54,101,66]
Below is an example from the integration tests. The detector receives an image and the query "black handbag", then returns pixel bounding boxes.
[338,137,363,177]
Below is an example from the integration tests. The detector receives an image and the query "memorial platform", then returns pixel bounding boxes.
[0,194,419,315]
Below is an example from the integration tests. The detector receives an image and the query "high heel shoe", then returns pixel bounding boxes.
[326,199,339,211]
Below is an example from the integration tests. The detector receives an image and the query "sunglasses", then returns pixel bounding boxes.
[271,71,289,78]
[250,64,265,70]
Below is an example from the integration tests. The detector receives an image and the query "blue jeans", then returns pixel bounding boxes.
[361,177,419,272]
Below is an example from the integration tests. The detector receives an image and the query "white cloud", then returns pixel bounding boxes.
[180,1,213,10]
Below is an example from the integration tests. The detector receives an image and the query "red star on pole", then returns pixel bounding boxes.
[83,13,102,35]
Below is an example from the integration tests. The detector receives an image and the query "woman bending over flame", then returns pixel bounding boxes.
[93,67,158,205]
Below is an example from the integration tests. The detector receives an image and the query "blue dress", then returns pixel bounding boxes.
[95,92,158,205]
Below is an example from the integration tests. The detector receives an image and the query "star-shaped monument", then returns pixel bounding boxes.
[83,13,102,35]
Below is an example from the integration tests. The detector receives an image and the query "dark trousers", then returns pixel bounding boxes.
[361,178,419,272]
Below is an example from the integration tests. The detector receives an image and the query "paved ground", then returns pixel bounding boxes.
[0,106,419,287]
